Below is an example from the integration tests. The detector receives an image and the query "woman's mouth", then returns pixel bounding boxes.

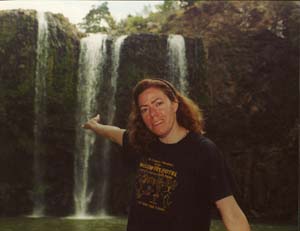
[153,120,163,127]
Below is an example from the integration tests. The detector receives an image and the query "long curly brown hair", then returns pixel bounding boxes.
[127,78,204,153]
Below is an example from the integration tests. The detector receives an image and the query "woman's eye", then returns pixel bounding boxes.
[156,101,163,107]
[140,108,148,114]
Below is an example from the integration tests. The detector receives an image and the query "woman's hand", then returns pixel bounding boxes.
[82,114,125,145]
[82,114,101,130]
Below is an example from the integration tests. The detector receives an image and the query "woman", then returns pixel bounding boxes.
[83,78,251,231]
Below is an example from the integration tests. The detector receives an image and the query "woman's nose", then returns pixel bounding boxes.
[149,106,159,117]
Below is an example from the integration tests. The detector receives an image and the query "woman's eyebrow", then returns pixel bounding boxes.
[139,97,162,108]
[150,97,162,105]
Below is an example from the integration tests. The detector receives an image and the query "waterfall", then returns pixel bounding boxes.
[74,34,108,217]
[109,35,128,124]
[167,34,189,94]
[32,11,49,217]
[97,35,127,216]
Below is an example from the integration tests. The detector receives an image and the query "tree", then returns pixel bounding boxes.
[179,0,196,8]
[270,1,300,48]
[78,2,116,33]
[156,1,179,12]
[123,15,148,34]
[141,4,154,17]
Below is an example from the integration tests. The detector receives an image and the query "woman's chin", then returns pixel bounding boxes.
[149,128,162,136]
[152,129,168,138]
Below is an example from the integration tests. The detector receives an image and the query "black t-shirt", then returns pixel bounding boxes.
[122,131,233,231]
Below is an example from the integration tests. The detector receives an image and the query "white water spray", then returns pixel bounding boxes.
[97,35,128,216]
[32,11,49,217]
[74,34,108,217]
[167,34,189,94]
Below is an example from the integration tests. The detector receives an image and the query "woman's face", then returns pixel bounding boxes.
[138,87,178,139]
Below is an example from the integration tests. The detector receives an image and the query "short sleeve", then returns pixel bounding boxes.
[200,138,234,202]
[122,130,140,168]
[122,130,130,153]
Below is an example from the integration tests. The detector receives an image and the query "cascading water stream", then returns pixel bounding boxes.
[74,34,108,218]
[167,34,189,94]
[32,11,49,217]
[97,35,128,216]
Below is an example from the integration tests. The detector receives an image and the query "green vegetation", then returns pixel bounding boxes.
[78,1,181,35]
[77,0,299,50]
[117,15,148,34]
[78,2,116,33]
[0,218,296,231]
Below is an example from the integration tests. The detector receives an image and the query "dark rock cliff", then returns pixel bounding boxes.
[0,10,81,216]
[160,1,298,221]
[0,9,37,216]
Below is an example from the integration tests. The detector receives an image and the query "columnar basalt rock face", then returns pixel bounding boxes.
[0,10,81,216]
[0,8,297,221]
[204,29,298,221]
[0,10,37,215]
[37,12,81,216]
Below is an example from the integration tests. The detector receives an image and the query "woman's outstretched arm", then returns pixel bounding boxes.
[82,114,126,146]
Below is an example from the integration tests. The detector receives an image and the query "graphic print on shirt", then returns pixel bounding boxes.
[135,157,178,212]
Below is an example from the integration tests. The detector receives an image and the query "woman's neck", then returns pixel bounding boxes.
[159,123,189,144]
